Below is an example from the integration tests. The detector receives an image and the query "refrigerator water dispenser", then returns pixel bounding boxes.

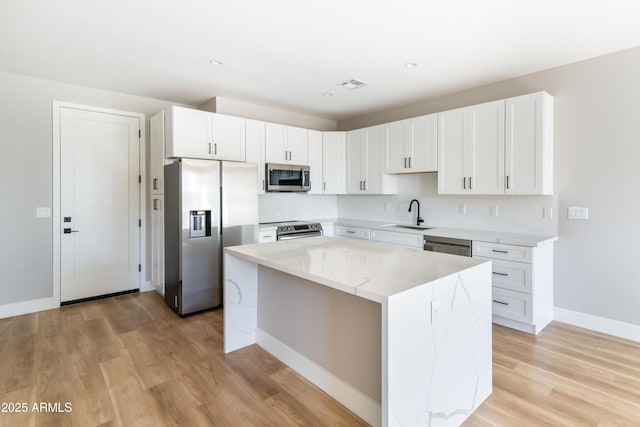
[189,210,211,238]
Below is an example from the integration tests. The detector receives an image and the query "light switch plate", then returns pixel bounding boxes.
[36,207,51,218]
[568,206,589,220]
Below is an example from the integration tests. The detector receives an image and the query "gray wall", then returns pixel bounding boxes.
[339,46,640,326]
[0,70,180,305]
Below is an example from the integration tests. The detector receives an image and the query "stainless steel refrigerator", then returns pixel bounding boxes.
[164,159,258,315]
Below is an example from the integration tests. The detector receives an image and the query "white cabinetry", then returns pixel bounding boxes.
[322,132,346,194]
[165,106,245,161]
[258,229,277,243]
[473,240,553,335]
[346,126,396,194]
[335,225,370,240]
[245,119,266,194]
[265,123,308,164]
[505,92,553,195]
[384,114,437,173]
[438,100,505,194]
[307,130,323,194]
[370,229,423,248]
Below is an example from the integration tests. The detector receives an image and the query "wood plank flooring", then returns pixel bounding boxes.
[1,291,639,426]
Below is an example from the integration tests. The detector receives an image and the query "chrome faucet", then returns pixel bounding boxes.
[408,199,424,226]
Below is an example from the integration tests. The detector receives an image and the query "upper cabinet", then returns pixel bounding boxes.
[245,119,266,194]
[437,93,552,195]
[265,123,308,165]
[384,114,437,173]
[438,100,505,194]
[505,92,553,195]
[322,132,347,194]
[165,106,245,162]
[346,126,396,194]
[307,130,323,194]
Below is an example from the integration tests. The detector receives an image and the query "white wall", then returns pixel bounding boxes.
[259,193,337,223]
[339,46,640,327]
[0,70,184,306]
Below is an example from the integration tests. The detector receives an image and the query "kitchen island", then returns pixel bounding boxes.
[224,236,492,427]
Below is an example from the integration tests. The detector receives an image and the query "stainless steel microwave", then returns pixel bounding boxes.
[266,163,311,192]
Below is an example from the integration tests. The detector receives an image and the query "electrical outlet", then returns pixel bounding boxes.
[543,207,553,219]
[489,205,498,217]
[458,204,466,215]
[431,299,441,324]
[568,206,589,220]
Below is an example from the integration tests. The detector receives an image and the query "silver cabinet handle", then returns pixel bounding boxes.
[153,199,162,210]
[63,228,80,234]
[363,180,367,191]
[492,249,509,254]
[208,143,212,155]
[408,157,412,168]
[493,299,509,306]
[214,143,217,155]
[262,179,265,190]
[492,271,509,277]
[469,176,473,189]
[323,182,326,191]
[284,150,288,161]
[404,157,408,168]
[463,177,467,189]
[347,230,356,234]
[153,178,160,190]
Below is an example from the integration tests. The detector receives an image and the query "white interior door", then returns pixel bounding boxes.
[60,107,141,302]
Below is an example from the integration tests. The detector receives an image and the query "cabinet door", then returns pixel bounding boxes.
[384,120,407,173]
[411,114,438,172]
[322,132,346,194]
[168,106,212,159]
[438,107,467,194]
[468,100,505,194]
[286,126,308,165]
[265,122,287,163]
[363,126,383,193]
[211,114,245,161]
[245,119,266,193]
[307,130,323,194]
[151,195,164,294]
[149,111,165,194]
[346,129,365,193]
[505,92,553,195]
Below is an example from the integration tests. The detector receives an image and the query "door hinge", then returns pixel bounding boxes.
[139,219,142,227]
[138,175,142,184]
[138,264,141,272]
[139,129,141,138]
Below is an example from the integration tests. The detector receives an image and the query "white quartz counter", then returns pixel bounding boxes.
[225,236,487,304]
[327,218,558,247]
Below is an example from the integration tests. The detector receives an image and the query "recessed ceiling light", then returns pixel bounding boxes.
[338,79,369,89]
[405,62,418,68]
[209,59,224,66]
[323,92,333,97]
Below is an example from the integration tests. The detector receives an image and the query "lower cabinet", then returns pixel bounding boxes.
[258,229,277,243]
[335,225,370,240]
[473,240,553,335]
[370,229,423,248]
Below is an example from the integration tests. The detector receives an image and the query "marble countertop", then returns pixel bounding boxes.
[225,236,487,304]
[328,218,558,247]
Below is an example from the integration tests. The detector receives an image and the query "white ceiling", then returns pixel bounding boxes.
[2,0,640,121]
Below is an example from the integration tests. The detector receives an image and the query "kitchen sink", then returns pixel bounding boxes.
[379,223,433,231]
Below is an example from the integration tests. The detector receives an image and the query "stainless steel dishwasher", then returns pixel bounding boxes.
[423,235,472,257]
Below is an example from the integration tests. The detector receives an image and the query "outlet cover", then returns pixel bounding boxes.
[458,204,466,215]
[568,206,589,220]
[543,207,553,219]
[489,205,498,216]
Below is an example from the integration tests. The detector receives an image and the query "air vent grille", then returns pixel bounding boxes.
[339,79,369,89]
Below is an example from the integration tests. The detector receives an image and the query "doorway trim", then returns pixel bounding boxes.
[52,101,146,308]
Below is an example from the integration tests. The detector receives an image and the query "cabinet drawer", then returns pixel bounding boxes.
[258,230,277,243]
[492,287,533,324]
[370,229,423,248]
[475,257,532,293]
[335,225,370,240]
[473,241,531,263]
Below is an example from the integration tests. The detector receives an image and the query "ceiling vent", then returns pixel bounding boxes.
[339,79,369,89]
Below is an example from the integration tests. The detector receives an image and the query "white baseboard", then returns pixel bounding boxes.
[257,329,382,427]
[554,307,640,343]
[0,297,55,319]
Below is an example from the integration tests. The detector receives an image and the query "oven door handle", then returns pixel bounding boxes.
[277,232,322,241]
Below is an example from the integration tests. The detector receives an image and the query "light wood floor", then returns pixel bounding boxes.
[1,292,639,426]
